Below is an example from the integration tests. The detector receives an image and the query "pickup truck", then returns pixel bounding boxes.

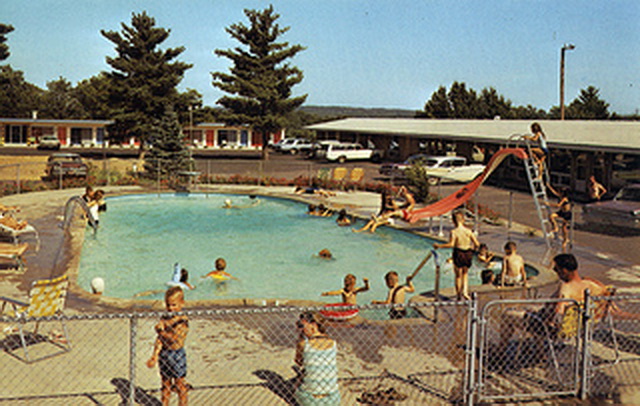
[325,142,382,163]
[45,153,88,178]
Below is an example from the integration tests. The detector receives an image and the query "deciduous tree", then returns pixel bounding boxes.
[212,6,307,159]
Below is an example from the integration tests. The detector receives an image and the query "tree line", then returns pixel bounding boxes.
[0,6,636,165]
[417,81,623,120]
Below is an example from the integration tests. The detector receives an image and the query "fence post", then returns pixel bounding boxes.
[129,315,138,406]
[465,293,479,406]
[16,163,21,195]
[579,289,592,400]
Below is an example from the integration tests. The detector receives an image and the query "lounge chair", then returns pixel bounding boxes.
[0,275,71,363]
[0,242,29,272]
[316,167,332,182]
[332,167,347,182]
[349,167,365,183]
[0,222,40,252]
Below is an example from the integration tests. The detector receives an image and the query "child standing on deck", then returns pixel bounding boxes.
[147,286,189,406]
[433,211,480,301]
[372,271,415,319]
[322,274,369,305]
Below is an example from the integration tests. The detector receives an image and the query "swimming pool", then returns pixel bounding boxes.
[78,193,489,302]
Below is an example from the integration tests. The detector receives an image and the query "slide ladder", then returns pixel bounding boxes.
[510,134,558,252]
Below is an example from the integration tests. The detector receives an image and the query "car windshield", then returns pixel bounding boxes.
[617,187,640,202]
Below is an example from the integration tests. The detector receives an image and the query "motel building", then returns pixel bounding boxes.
[0,118,283,149]
[307,118,640,199]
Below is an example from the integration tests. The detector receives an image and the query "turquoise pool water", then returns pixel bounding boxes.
[78,193,490,302]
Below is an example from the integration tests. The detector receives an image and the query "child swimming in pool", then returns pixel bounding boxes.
[147,286,190,406]
[168,263,195,290]
[372,271,415,319]
[322,274,369,305]
[202,258,237,282]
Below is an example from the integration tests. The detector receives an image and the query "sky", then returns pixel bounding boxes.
[1,0,638,115]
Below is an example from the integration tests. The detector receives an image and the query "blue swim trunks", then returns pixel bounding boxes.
[159,348,187,378]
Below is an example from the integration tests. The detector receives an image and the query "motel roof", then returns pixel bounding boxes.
[1,118,114,126]
[307,118,640,154]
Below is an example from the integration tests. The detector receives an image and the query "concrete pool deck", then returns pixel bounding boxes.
[1,185,639,404]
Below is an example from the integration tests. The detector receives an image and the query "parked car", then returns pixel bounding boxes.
[277,138,316,155]
[45,153,88,178]
[582,184,640,229]
[379,154,485,184]
[306,140,343,159]
[325,142,382,163]
[37,135,61,150]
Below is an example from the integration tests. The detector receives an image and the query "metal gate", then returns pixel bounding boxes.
[475,297,584,403]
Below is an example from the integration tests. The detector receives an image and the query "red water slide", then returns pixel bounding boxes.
[403,148,528,223]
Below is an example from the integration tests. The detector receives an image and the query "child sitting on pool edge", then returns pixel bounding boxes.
[322,274,369,305]
[372,271,415,319]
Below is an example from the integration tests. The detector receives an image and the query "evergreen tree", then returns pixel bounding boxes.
[143,107,191,177]
[212,6,307,159]
[0,23,14,61]
[566,86,610,119]
[418,86,451,118]
[0,65,42,117]
[477,87,513,119]
[101,11,192,148]
[448,82,479,118]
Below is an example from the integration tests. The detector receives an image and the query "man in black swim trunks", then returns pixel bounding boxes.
[434,211,480,300]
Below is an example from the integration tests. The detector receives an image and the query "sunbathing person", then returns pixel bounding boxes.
[294,185,336,198]
[0,203,20,213]
[322,274,369,305]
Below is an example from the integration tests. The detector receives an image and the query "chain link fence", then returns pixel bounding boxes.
[0,301,472,405]
[2,294,639,404]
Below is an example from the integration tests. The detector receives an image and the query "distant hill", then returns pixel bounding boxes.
[299,105,417,118]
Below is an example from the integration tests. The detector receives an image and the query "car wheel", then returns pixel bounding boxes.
[428,177,439,186]
[371,153,381,163]
[290,149,298,155]
[338,156,346,164]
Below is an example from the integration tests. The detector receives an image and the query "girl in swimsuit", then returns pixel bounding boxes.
[524,122,548,179]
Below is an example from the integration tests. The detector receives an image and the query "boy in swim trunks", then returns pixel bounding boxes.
[372,271,415,319]
[500,241,527,287]
[433,211,479,300]
[322,273,369,305]
[147,286,189,406]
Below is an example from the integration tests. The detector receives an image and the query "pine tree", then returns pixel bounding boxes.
[0,23,14,62]
[101,11,192,148]
[212,6,307,159]
[143,107,191,177]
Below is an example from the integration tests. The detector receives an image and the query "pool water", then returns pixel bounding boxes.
[78,193,488,302]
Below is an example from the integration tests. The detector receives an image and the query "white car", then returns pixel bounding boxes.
[325,142,381,163]
[379,154,485,184]
[277,138,315,155]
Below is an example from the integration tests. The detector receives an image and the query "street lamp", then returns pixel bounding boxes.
[560,43,575,120]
